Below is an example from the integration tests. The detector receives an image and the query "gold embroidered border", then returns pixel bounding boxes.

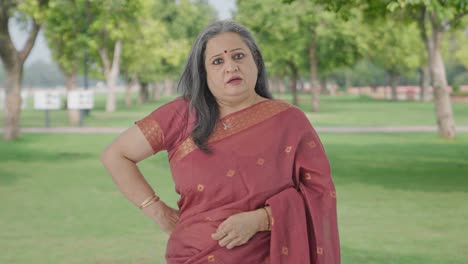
[171,100,292,162]
[136,116,164,154]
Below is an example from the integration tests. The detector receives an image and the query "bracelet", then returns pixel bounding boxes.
[139,193,160,209]
[261,207,271,231]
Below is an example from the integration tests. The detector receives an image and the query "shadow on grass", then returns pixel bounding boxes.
[342,246,464,264]
[326,135,468,193]
[0,136,96,186]
[0,148,93,163]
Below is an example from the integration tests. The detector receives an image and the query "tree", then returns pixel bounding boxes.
[120,0,216,104]
[81,0,143,113]
[156,0,216,97]
[0,0,49,140]
[44,0,88,125]
[399,0,467,138]
[237,0,366,109]
[307,0,467,138]
[236,0,307,106]
[367,19,422,100]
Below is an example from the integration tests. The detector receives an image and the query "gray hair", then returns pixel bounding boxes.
[177,20,272,153]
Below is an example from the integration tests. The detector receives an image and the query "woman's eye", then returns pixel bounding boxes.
[213,58,223,65]
[234,53,245,60]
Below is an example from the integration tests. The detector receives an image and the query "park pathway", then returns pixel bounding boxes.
[1,126,468,134]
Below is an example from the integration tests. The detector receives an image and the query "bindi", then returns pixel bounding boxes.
[224,50,227,53]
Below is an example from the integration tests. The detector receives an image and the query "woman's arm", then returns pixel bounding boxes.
[100,125,179,234]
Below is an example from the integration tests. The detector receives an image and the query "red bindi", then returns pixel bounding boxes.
[224,50,227,53]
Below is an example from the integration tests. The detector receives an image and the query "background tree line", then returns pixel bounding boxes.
[1,0,467,140]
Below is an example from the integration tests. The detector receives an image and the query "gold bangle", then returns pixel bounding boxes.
[262,207,271,231]
[141,195,160,209]
[139,193,160,209]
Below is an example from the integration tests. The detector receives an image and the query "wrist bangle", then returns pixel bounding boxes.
[261,207,271,231]
[139,193,160,209]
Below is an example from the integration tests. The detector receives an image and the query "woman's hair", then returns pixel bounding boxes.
[177,20,273,153]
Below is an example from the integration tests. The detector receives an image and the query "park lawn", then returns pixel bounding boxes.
[12,92,468,128]
[1,133,467,264]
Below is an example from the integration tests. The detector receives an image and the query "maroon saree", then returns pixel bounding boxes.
[136,97,340,264]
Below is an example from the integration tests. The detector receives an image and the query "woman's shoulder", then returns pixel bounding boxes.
[157,96,189,111]
[268,99,306,117]
[267,99,313,127]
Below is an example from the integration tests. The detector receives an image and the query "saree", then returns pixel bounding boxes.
[136,97,340,264]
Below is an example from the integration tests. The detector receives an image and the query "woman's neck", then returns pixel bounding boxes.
[217,93,265,118]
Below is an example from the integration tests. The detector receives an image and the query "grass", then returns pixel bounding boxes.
[1,133,467,263]
[8,92,468,128]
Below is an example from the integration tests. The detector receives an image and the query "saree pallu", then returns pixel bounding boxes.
[136,98,340,264]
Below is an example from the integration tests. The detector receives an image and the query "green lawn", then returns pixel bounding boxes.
[11,92,468,128]
[1,133,467,263]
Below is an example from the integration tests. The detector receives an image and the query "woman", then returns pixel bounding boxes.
[101,20,340,263]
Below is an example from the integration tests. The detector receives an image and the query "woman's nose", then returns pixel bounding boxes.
[225,60,239,73]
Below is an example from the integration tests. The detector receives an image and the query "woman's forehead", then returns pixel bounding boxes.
[205,32,248,56]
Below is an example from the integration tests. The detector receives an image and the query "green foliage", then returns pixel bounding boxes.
[17,0,50,23]
[121,0,217,82]
[236,0,367,79]
[44,0,87,74]
[367,19,423,77]
[235,0,305,77]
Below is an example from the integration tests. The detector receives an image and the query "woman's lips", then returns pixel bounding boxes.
[227,77,242,85]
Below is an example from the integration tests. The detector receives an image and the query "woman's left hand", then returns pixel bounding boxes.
[211,208,268,250]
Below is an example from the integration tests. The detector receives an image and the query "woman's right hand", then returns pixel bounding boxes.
[143,201,180,235]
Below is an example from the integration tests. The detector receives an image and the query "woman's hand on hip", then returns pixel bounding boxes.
[211,208,268,250]
[143,201,179,235]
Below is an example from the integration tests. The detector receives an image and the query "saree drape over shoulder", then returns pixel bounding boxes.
[136,98,340,264]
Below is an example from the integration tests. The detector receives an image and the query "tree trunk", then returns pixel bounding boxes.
[344,68,351,92]
[270,77,280,94]
[0,14,41,140]
[430,27,456,139]
[138,81,150,104]
[278,78,286,94]
[419,64,431,101]
[65,72,80,126]
[320,78,327,95]
[164,79,175,97]
[152,82,160,102]
[288,62,298,106]
[389,72,400,101]
[99,40,122,113]
[3,65,22,139]
[309,41,320,112]
[124,74,137,108]
[418,8,455,138]
[124,84,132,108]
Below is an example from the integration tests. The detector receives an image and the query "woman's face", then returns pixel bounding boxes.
[204,32,258,102]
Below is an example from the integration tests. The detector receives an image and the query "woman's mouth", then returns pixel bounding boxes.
[227,76,243,85]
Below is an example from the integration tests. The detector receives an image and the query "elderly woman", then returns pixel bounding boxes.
[101,20,340,264]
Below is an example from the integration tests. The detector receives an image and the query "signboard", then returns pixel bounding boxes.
[67,90,94,110]
[1,90,29,110]
[34,90,62,110]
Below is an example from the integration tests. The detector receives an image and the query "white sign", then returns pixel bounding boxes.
[21,91,28,109]
[1,90,29,111]
[34,90,62,110]
[68,90,94,110]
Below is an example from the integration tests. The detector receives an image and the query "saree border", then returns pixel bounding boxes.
[136,116,165,154]
[171,100,292,162]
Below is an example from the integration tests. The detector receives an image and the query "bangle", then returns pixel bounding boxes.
[139,193,160,209]
[261,207,271,231]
